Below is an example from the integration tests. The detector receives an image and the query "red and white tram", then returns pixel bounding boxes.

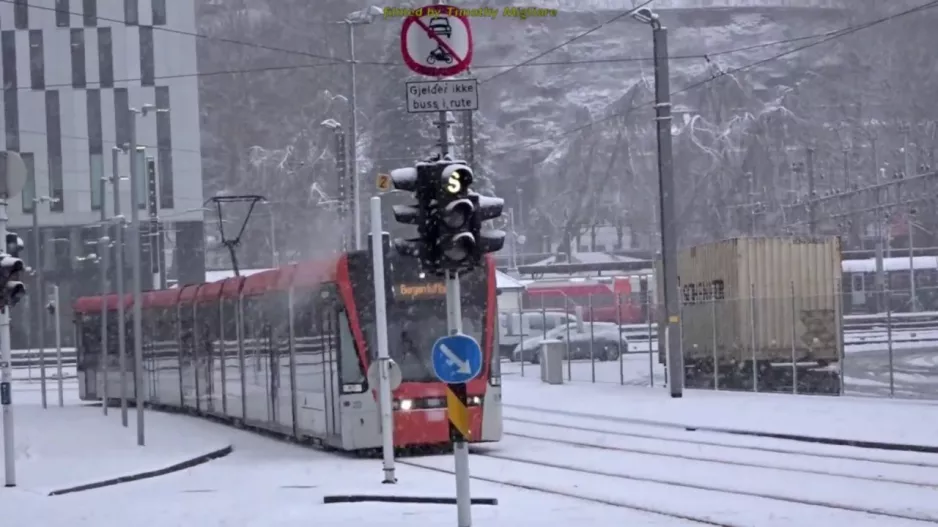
[72,251,503,451]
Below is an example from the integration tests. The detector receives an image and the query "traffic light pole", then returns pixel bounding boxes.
[437,105,473,527]
[0,195,15,486]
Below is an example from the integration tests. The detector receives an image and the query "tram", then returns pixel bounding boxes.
[72,251,503,451]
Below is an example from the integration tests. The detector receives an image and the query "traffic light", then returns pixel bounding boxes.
[0,249,26,310]
[390,157,505,275]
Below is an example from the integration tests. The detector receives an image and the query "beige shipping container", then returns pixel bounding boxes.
[662,236,843,365]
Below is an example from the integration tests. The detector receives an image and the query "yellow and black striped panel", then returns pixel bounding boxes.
[446,383,470,442]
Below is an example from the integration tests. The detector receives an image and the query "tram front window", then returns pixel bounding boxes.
[366,302,484,383]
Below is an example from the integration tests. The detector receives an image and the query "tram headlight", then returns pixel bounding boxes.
[468,396,482,406]
[394,399,414,411]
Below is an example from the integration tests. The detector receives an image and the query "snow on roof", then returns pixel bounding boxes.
[842,256,938,273]
[204,268,274,283]
[496,270,525,291]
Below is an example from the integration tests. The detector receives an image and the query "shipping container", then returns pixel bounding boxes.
[658,236,843,367]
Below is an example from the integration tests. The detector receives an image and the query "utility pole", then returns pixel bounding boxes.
[807,146,817,234]
[346,23,361,251]
[639,10,682,398]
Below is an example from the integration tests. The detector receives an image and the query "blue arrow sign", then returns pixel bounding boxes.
[431,333,483,384]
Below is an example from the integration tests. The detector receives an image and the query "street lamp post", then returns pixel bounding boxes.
[30,194,59,409]
[632,8,683,398]
[343,5,383,251]
[127,102,166,446]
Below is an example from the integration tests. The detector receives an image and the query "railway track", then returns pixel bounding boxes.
[401,406,938,526]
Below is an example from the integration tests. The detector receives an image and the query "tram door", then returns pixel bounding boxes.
[321,309,341,439]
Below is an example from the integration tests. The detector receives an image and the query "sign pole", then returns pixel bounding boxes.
[445,271,472,527]
[369,196,397,484]
[0,193,14,487]
[0,150,26,487]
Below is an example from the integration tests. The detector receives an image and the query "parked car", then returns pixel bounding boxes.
[498,310,577,358]
[511,322,627,363]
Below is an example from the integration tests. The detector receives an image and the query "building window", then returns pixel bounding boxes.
[2,31,19,152]
[87,89,103,210]
[90,154,104,210]
[113,87,129,149]
[155,86,174,208]
[97,28,113,88]
[55,0,70,27]
[29,30,44,90]
[45,91,64,212]
[124,0,138,25]
[70,29,86,88]
[139,26,153,86]
[83,0,96,27]
[14,0,28,29]
[21,153,35,214]
[152,0,166,25]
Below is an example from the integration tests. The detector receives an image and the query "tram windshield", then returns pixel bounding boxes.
[348,253,491,383]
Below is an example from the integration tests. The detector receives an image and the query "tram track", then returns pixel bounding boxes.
[503,415,938,470]
[502,427,938,489]
[466,449,938,524]
[398,459,741,527]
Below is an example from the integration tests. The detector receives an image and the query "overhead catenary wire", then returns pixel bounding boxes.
[7,2,936,159]
[478,0,656,85]
[505,0,938,154]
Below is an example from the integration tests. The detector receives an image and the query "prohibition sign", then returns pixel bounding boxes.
[400,6,473,77]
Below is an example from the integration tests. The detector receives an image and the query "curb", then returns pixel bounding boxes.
[47,445,234,496]
[708,428,938,454]
[323,494,498,505]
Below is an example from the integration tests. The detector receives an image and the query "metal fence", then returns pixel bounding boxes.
[500,286,938,400]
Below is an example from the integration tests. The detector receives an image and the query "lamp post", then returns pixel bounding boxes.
[631,7,682,398]
[127,103,166,446]
[341,6,383,250]
[30,194,59,409]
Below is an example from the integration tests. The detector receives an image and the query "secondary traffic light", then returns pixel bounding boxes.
[5,232,23,258]
[0,249,26,310]
[388,165,429,261]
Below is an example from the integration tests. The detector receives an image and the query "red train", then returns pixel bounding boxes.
[72,251,503,451]
[522,275,650,323]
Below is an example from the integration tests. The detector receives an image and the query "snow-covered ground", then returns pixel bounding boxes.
[5,375,938,525]
[0,380,231,496]
[501,373,938,446]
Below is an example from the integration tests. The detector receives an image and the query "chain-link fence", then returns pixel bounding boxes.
[500,286,938,400]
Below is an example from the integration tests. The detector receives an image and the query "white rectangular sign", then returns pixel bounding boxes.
[406,79,479,113]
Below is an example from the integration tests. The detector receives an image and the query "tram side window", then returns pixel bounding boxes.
[337,310,365,385]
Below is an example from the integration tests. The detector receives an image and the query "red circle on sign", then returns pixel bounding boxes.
[400,6,473,77]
